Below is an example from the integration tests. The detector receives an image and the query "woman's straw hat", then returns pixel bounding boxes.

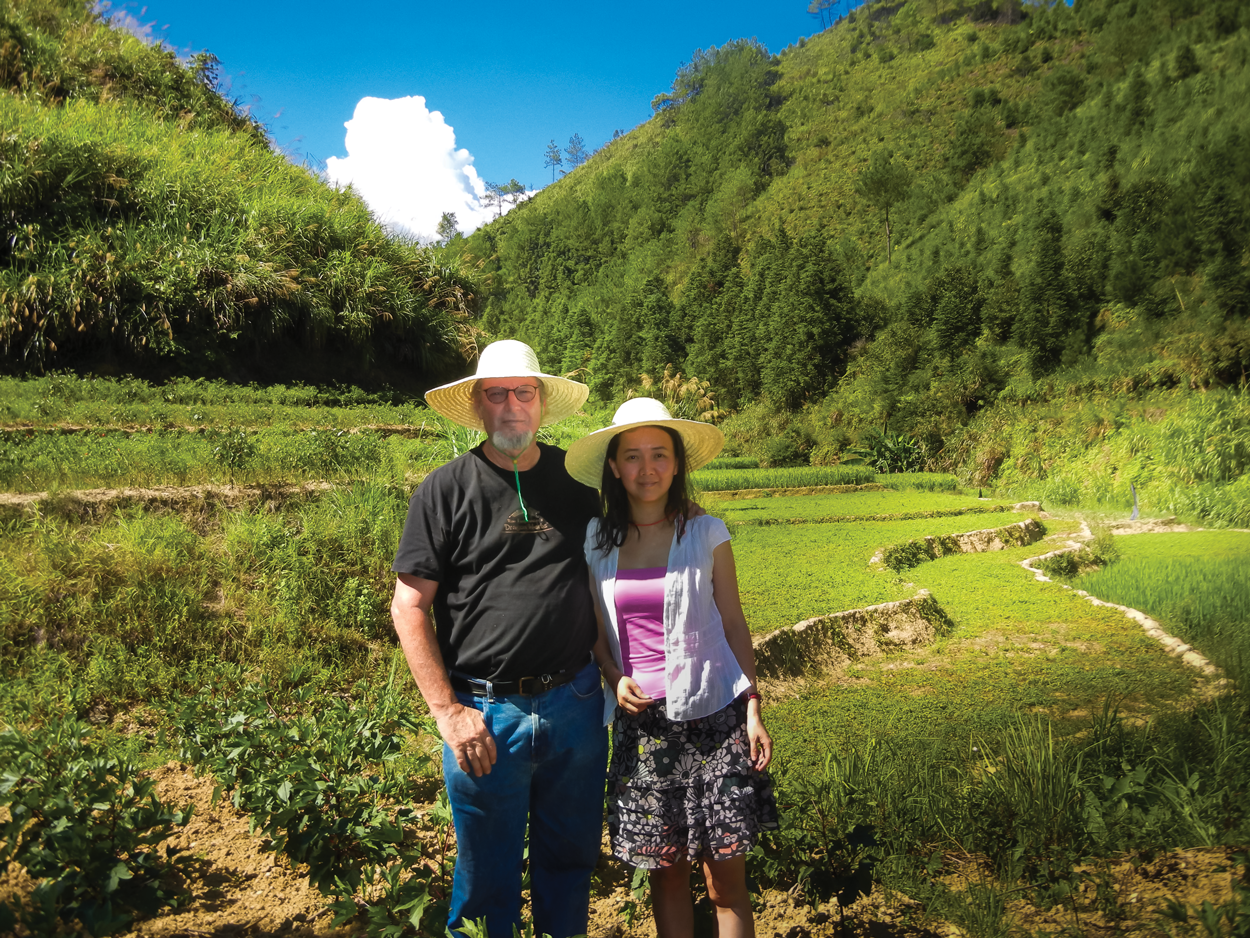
[565,397,725,488]
[424,339,589,430]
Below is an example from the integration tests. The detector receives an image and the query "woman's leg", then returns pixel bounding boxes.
[703,854,754,938]
[651,858,694,938]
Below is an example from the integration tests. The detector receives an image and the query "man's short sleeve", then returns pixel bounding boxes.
[392,480,447,582]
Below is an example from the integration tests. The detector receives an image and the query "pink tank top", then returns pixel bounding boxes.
[614,566,667,701]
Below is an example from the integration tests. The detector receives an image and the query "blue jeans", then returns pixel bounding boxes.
[443,660,609,938]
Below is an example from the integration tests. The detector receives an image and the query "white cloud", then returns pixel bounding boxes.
[324,96,526,241]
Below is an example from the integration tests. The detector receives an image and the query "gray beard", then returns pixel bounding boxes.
[490,428,536,455]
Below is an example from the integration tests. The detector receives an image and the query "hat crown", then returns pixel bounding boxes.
[475,340,542,378]
[612,397,674,426]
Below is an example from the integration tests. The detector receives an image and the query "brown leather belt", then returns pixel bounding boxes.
[450,668,580,697]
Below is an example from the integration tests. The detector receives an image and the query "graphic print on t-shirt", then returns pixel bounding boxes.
[503,507,554,536]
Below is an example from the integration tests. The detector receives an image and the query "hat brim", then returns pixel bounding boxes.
[425,372,590,430]
[565,417,725,489]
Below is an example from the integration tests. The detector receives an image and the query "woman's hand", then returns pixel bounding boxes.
[615,675,654,714]
[746,696,772,771]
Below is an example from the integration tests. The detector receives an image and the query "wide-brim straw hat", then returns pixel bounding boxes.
[565,397,725,489]
[424,339,589,431]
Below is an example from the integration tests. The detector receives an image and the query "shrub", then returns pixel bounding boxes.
[851,429,928,473]
[881,538,936,571]
[175,677,450,935]
[0,717,193,935]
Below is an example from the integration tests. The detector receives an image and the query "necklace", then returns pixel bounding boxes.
[631,514,673,528]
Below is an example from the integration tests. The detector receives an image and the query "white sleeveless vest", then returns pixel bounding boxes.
[584,514,751,724]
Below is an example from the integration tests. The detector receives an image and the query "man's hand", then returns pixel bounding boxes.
[433,701,498,777]
[391,574,498,777]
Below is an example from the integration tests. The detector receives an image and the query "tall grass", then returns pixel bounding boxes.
[950,389,1250,527]
[761,702,1250,917]
[0,85,479,382]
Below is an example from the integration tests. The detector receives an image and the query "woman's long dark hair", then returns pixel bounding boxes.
[593,425,691,552]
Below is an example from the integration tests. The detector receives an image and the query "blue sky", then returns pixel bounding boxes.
[109,1,833,237]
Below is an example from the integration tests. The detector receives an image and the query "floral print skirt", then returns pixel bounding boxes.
[607,695,778,869]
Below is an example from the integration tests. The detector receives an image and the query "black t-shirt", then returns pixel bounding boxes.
[391,442,601,682]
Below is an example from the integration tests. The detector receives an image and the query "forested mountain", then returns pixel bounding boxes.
[467,0,1250,453]
[1,0,481,389]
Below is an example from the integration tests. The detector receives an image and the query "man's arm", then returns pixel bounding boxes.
[391,573,497,777]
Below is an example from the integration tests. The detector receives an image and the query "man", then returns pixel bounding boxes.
[390,340,608,938]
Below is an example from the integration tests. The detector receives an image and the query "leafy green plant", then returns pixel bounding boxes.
[174,676,448,935]
[1038,550,1081,580]
[206,427,257,483]
[754,749,882,913]
[0,716,193,935]
[850,429,928,474]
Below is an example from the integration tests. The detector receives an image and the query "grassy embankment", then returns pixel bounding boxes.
[2,0,481,387]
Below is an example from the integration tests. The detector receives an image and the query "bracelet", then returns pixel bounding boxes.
[745,692,761,702]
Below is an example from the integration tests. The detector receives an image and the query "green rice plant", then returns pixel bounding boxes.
[0,373,432,430]
[0,485,417,712]
[729,511,1029,632]
[692,465,877,492]
[1079,553,1250,680]
[0,426,431,491]
[878,472,960,492]
[709,489,1014,523]
[0,715,193,935]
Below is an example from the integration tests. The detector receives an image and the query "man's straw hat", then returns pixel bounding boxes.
[565,397,725,488]
[424,340,589,431]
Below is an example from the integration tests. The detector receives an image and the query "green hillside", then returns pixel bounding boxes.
[465,0,1250,521]
[1,0,481,389]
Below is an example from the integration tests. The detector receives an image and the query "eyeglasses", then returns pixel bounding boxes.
[481,385,539,404]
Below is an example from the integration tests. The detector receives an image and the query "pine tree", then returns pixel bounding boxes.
[543,139,563,183]
[930,264,984,356]
[1015,206,1074,375]
[855,148,911,264]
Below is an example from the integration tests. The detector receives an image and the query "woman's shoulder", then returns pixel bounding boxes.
[584,518,615,568]
[685,513,730,548]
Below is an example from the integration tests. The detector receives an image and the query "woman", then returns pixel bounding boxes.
[566,397,777,938]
